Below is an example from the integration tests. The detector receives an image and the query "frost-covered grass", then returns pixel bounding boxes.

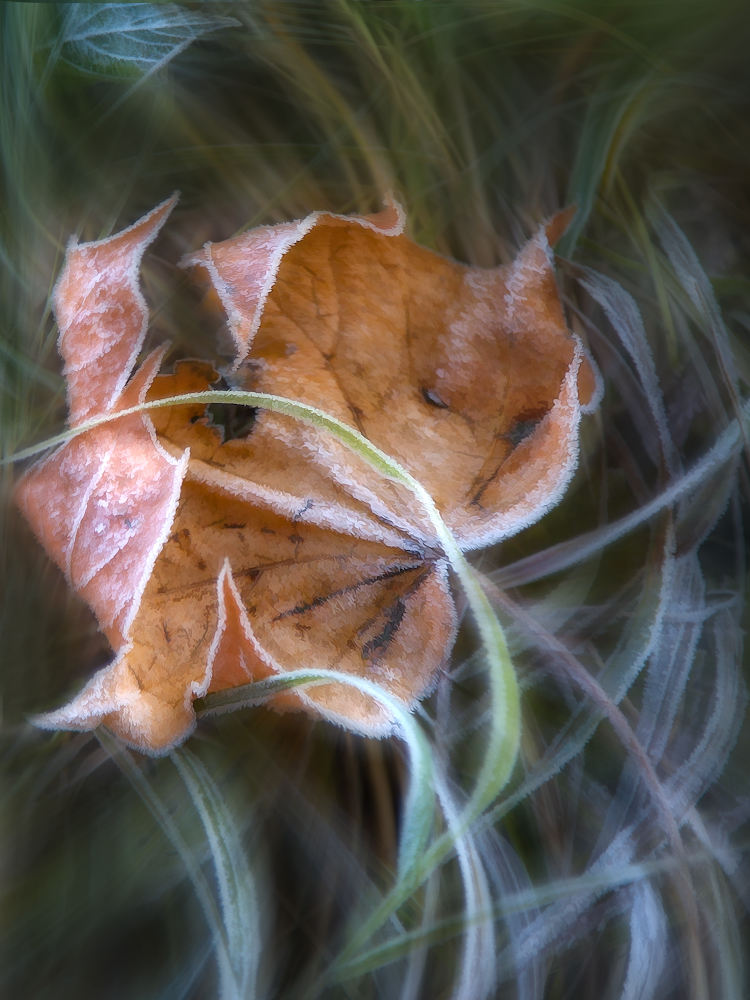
[1,3,750,999]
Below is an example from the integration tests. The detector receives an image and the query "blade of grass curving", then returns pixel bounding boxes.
[482,514,676,837]
[492,829,635,979]
[687,806,742,882]
[587,514,676,706]
[321,563,518,981]
[397,868,440,1000]
[202,665,513,994]
[675,456,739,556]
[638,555,705,765]
[199,667,435,886]
[655,207,749,456]
[665,608,747,825]
[0,387,457,475]
[333,844,721,982]
[481,581,684,857]
[642,599,742,1000]
[655,208,739,394]
[476,826,545,1000]
[472,533,677,972]
[492,406,747,589]
[591,551,704,866]
[434,773,496,1000]
[329,504,672,987]
[95,728,239,1000]
[619,881,667,1000]
[576,265,680,474]
[505,558,601,657]
[704,863,745,1000]
[505,552,713,999]
[556,71,659,258]
[160,939,213,1000]
[171,747,260,1000]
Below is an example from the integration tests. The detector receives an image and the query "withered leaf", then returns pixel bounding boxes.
[17,196,599,754]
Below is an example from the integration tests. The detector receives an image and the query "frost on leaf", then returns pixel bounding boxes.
[59,4,240,80]
[18,196,599,754]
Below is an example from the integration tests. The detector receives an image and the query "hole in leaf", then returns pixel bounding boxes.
[207,381,257,441]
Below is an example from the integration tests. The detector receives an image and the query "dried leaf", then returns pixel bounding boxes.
[17,197,599,754]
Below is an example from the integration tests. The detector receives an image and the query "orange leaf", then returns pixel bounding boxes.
[18,196,600,754]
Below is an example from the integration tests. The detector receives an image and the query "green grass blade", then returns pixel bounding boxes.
[171,748,260,1000]
[200,668,435,886]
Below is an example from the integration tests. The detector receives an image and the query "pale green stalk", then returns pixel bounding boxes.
[171,748,260,1000]
[200,667,435,885]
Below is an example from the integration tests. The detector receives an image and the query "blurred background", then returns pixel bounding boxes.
[1,2,750,998]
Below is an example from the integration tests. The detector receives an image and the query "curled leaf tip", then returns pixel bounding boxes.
[545,205,577,247]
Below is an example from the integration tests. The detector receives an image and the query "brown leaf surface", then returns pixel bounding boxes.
[18,197,599,754]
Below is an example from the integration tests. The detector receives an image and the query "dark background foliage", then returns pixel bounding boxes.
[1,3,749,998]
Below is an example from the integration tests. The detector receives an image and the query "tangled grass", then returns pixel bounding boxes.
[1,3,749,998]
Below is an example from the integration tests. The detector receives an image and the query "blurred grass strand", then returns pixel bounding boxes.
[172,747,260,1000]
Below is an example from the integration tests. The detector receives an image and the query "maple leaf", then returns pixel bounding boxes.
[16,196,600,755]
